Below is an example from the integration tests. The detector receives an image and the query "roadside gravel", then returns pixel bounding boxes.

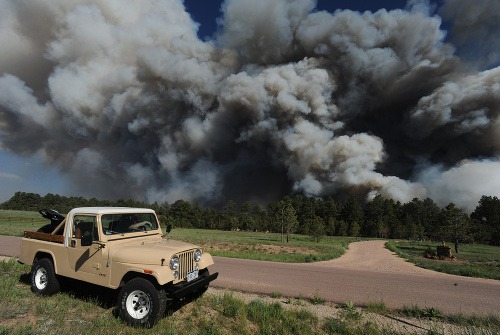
[207,287,468,334]
[207,240,478,334]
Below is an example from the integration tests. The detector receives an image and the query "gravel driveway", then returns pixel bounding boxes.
[314,240,447,275]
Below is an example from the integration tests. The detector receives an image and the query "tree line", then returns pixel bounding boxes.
[2,191,499,247]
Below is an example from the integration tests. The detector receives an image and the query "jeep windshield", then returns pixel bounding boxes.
[101,213,159,235]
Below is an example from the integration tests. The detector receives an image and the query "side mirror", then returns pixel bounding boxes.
[81,235,93,247]
[166,224,172,233]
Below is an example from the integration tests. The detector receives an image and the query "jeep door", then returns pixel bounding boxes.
[67,214,104,276]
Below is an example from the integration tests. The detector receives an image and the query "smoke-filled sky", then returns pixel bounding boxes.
[0,0,499,212]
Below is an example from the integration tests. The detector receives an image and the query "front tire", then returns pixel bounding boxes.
[117,278,167,327]
[31,258,60,295]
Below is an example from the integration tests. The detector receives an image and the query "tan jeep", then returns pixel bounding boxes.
[19,207,218,327]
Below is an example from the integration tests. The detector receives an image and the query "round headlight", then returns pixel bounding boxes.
[170,256,179,270]
[194,249,202,262]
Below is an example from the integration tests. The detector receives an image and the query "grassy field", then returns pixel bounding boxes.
[2,209,499,276]
[386,241,500,280]
[2,210,500,333]
[0,210,47,236]
[0,209,357,263]
[169,228,358,263]
[1,259,499,335]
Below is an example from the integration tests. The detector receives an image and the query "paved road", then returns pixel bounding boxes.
[210,256,500,315]
[2,236,499,315]
[0,235,21,258]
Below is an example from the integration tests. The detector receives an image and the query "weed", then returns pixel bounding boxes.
[293,308,316,321]
[214,292,246,319]
[284,297,305,306]
[324,317,386,335]
[161,323,177,335]
[365,300,388,315]
[401,305,444,320]
[197,319,221,335]
[423,246,437,258]
[342,300,356,311]
[402,304,424,318]
[304,254,319,263]
[446,313,500,331]
[340,301,362,320]
[357,321,382,335]
[308,292,326,305]
[269,291,283,299]
[324,317,350,335]
[421,307,443,319]
[0,325,35,335]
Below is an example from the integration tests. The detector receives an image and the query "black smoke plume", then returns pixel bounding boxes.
[0,0,499,212]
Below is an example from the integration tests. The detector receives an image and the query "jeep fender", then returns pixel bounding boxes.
[111,263,175,288]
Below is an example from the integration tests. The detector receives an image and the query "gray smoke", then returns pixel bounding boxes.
[440,0,500,69]
[0,0,499,212]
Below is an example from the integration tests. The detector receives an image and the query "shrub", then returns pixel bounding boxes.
[324,318,350,335]
[423,246,436,258]
[340,301,362,320]
[365,301,388,315]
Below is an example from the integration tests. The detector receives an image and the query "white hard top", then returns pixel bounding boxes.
[68,207,156,215]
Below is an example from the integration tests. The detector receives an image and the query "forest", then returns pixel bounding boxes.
[1,191,499,247]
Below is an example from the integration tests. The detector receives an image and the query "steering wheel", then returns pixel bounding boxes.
[129,221,153,231]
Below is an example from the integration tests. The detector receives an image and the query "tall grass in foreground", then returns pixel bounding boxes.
[386,241,500,280]
[1,260,499,335]
[0,260,380,335]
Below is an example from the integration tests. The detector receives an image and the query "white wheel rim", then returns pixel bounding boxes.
[126,290,151,319]
[35,267,48,290]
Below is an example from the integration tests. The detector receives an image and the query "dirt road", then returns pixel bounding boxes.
[2,236,499,315]
[210,240,500,315]
[0,235,21,259]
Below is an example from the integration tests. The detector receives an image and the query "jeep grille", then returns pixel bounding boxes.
[177,250,195,279]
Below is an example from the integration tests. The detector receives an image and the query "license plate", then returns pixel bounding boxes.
[187,270,198,282]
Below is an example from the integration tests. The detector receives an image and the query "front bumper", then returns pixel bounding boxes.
[168,271,219,299]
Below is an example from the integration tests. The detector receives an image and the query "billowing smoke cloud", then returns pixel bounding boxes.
[0,0,499,212]
[440,0,500,69]
[417,159,500,213]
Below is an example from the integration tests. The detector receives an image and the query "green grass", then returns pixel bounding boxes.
[1,260,499,334]
[168,228,358,263]
[400,305,443,319]
[386,240,500,280]
[0,210,48,236]
[0,261,377,334]
[399,304,500,332]
[0,209,357,263]
[2,209,500,278]
[364,301,388,315]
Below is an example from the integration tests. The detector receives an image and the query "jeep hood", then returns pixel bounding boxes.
[111,238,200,265]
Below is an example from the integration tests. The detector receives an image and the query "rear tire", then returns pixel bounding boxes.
[118,278,167,327]
[31,258,60,295]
